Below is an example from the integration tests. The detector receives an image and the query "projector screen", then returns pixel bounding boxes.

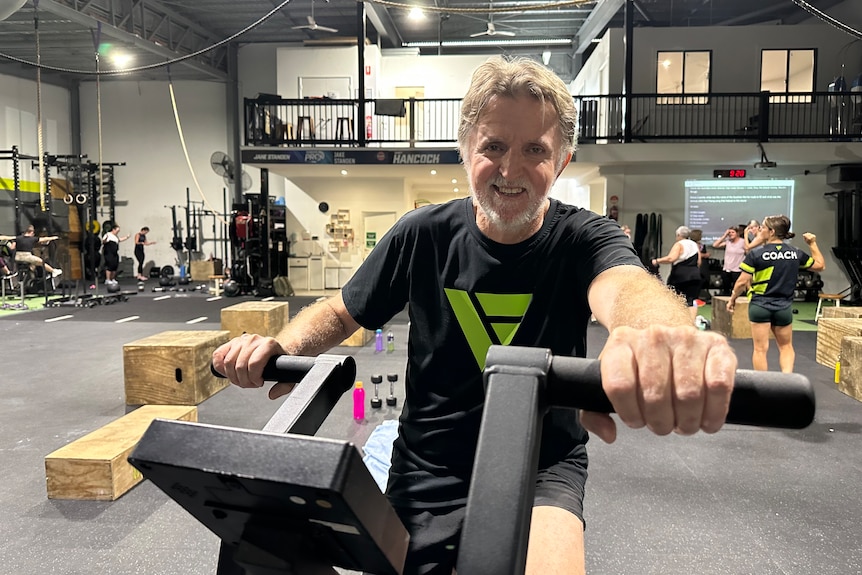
[685,179,795,244]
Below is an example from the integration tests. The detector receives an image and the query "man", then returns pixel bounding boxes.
[213,56,737,574]
[13,226,62,278]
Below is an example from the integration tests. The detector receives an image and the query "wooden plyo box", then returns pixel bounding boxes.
[710,296,775,339]
[822,306,862,320]
[123,330,231,405]
[45,405,197,500]
[839,336,862,402]
[340,328,373,347]
[816,318,862,369]
[221,301,290,339]
[190,259,223,281]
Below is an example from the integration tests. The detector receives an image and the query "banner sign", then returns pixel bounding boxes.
[242,148,462,166]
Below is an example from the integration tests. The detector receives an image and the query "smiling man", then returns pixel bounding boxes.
[213,56,737,575]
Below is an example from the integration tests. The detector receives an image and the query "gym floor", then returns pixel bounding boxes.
[0,279,859,574]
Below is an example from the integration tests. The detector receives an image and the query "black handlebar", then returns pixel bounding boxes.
[545,356,815,429]
[213,351,815,430]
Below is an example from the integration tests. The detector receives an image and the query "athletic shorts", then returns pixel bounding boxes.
[104,252,120,272]
[748,302,793,326]
[387,442,588,575]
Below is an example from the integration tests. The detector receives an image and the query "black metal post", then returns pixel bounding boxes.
[623,0,634,143]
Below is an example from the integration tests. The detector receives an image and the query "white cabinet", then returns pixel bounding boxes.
[308,257,324,290]
[288,257,308,291]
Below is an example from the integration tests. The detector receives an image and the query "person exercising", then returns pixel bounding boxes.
[213,56,737,575]
[102,223,130,282]
[133,226,155,281]
[14,226,62,278]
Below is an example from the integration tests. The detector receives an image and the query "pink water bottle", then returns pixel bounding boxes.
[353,382,365,421]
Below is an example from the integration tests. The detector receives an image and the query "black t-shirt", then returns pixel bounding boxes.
[740,242,814,311]
[342,197,642,507]
[15,235,37,252]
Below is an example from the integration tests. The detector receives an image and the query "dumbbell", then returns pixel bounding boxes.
[386,373,398,407]
[370,374,383,409]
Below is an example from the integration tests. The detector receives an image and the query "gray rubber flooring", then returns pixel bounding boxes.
[0,288,860,574]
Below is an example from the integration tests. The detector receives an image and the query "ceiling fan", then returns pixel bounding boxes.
[292,0,338,34]
[470,22,516,37]
[470,0,515,38]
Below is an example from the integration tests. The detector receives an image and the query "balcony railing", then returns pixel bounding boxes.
[244,91,862,148]
[245,96,462,148]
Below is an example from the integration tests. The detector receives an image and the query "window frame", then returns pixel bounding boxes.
[760,48,817,104]
[655,49,712,105]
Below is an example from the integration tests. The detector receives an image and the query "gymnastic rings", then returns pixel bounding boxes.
[75,194,87,205]
[63,194,73,205]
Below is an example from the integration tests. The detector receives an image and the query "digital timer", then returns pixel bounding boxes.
[713,169,747,178]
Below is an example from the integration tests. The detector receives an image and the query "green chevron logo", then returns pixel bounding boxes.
[444,289,532,370]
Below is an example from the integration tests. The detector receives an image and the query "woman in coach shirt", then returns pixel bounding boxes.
[727,215,825,373]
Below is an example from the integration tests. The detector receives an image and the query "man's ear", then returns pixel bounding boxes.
[556,151,573,177]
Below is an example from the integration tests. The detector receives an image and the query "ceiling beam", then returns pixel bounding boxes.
[35,0,228,81]
[365,2,403,47]
[575,0,625,55]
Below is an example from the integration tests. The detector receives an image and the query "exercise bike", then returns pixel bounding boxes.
[129,347,815,575]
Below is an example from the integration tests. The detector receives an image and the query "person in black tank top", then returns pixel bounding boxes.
[133,226,155,280]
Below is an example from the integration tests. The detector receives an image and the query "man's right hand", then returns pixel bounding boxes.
[212,334,297,399]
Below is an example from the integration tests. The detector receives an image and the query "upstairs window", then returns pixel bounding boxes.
[656,51,711,104]
[761,49,815,103]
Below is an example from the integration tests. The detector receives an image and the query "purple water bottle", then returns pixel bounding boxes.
[375,329,384,353]
[353,382,365,421]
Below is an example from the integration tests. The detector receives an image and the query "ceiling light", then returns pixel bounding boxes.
[111,51,133,69]
[408,7,424,20]
[405,38,571,48]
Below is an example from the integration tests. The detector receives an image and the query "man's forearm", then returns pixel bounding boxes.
[595,268,691,330]
[278,296,358,356]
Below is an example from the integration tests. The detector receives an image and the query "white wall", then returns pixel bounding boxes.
[598,165,842,292]
[574,23,862,94]
[78,80,231,268]
[0,76,71,231]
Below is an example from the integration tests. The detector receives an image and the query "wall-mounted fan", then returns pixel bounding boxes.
[292,0,338,33]
[210,151,252,191]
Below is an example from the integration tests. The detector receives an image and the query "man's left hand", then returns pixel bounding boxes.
[581,325,737,443]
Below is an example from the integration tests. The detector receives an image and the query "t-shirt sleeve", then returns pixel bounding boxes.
[341,216,413,329]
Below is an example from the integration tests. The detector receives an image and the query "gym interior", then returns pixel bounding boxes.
[1,1,862,573]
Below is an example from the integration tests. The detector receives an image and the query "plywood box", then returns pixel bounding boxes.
[839,336,862,402]
[45,405,197,500]
[190,259,223,281]
[816,318,862,369]
[123,330,231,405]
[822,306,862,320]
[221,301,290,339]
[340,328,373,347]
[710,296,772,339]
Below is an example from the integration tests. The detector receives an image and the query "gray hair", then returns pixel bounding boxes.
[675,226,691,238]
[458,56,577,169]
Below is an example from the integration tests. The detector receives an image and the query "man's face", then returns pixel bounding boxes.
[463,94,568,235]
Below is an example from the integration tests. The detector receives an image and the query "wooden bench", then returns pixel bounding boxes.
[45,405,197,500]
[123,330,231,405]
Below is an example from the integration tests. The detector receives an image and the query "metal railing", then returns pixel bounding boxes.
[245,97,461,148]
[244,91,862,148]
